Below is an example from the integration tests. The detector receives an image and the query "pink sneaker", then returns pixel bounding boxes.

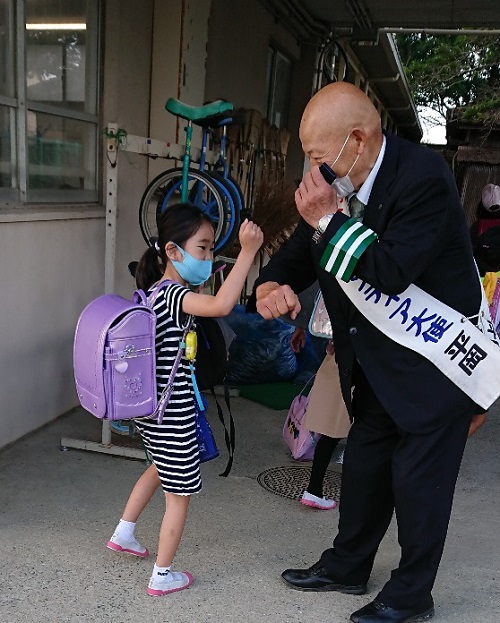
[300,491,337,510]
[106,533,149,557]
[147,571,193,596]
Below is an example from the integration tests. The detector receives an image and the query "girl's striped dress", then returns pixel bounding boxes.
[134,282,201,494]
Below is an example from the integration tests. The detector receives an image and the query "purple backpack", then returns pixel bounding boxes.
[73,282,183,422]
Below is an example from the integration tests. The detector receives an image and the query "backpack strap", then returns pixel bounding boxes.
[152,321,192,424]
[210,383,235,477]
[147,280,195,424]
[144,278,176,307]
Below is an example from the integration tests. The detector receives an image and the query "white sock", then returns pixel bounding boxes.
[116,518,135,539]
[153,563,172,582]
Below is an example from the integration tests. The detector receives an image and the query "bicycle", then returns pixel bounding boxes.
[139,98,245,253]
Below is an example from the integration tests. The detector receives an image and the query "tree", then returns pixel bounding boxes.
[396,33,500,130]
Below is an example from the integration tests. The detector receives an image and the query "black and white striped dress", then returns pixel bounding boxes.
[134,282,201,495]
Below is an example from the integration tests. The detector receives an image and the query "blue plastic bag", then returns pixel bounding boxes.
[225,305,297,385]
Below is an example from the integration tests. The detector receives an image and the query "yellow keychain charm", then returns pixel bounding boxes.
[185,329,197,360]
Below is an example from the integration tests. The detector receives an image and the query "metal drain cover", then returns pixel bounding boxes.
[257,465,342,501]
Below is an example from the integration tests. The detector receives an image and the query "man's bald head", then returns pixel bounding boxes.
[300,82,382,144]
[299,83,384,188]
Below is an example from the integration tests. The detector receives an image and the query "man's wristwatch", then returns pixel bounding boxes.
[312,213,334,244]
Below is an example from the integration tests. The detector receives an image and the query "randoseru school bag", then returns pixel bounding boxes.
[73,282,176,422]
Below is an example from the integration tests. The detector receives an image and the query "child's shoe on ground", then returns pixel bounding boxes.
[147,570,193,596]
[300,490,337,510]
[106,532,149,557]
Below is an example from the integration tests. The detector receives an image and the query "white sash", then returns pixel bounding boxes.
[336,276,500,409]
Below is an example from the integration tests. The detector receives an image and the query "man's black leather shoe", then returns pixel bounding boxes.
[281,561,366,593]
[350,598,435,623]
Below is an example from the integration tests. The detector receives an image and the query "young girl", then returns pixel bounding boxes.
[107,203,263,596]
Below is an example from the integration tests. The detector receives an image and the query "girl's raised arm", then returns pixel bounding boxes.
[182,219,263,317]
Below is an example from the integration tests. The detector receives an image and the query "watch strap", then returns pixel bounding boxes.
[312,213,334,244]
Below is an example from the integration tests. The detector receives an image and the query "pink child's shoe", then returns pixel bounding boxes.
[300,491,337,510]
[147,571,193,596]
[106,533,149,557]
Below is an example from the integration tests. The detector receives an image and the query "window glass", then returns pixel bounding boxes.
[0,104,15,188]
[271,51,292,128]
[26,111,96,192]
[0,0,15,98]
[265,47,292,129]
[25,0,96,114]
[0,0,99,203]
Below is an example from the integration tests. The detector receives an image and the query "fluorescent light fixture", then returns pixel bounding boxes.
[26,23,87,31]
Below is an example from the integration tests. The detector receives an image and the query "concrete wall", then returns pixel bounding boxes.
[148,0,212,181]
[0,211,105,447]
[205,0,314,184]
[102,0,155,297]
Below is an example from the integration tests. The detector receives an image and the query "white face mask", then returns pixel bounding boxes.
[328,133,359,198]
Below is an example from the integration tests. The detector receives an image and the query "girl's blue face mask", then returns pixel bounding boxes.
[171,244,213,286]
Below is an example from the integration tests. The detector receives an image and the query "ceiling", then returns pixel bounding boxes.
[304,0,500,39]
[263,0,500,142]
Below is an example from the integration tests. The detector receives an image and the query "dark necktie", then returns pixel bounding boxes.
[348,195,365,222]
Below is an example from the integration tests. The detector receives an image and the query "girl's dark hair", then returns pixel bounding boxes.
[135,203,214,291]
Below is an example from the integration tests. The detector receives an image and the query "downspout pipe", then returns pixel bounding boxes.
[381,27,500,36]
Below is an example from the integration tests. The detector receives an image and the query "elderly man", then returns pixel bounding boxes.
[250,82,489,623]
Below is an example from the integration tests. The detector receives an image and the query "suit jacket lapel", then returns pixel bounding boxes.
[364,133,400,229]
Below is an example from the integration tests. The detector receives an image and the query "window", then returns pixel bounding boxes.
[264,46,292,129]
[0,0,99,204]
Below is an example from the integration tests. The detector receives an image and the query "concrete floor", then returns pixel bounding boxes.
[0,394,499,623]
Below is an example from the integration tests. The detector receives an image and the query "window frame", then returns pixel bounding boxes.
[264,43,292,130]
[0,0,101,206]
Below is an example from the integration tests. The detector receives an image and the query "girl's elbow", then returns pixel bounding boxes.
[218,302,236,317]
[207,300,231,317]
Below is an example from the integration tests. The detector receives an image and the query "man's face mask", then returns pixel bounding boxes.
[323,133,359,198]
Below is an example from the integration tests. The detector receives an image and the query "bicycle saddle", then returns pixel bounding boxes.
[165,98,233,122]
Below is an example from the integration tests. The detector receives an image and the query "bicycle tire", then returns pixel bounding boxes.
[187,172,238,252]
[222,172,248,217]
[206,171,242,250]
[139,167,230,252]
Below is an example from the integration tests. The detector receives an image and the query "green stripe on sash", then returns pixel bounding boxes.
[319,221,363,270]
[320,219,378,281]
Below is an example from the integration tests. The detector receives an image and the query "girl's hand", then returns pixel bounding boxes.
[238,219,263,254]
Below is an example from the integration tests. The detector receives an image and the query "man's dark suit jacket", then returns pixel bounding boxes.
[249,133,482,434]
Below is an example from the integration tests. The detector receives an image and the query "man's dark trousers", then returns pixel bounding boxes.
[319,364,471,608]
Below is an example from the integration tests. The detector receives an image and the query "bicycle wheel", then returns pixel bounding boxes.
[214,171,246,215]
[139,167,229,251]
[206,171,241,250]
